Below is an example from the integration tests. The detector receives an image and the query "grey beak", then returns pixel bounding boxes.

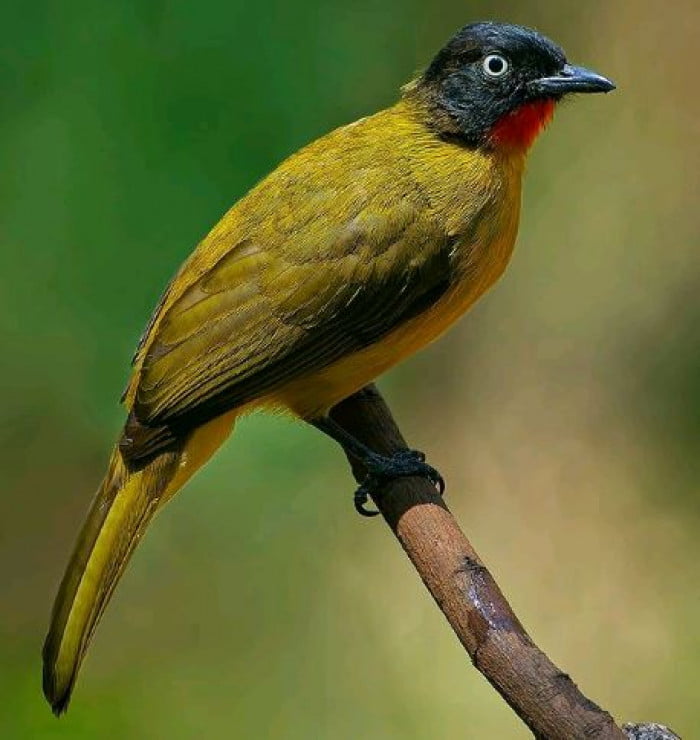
[529,63,616,95]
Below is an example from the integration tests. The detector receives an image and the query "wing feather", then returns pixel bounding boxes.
[135,215,450,427]
[124,131,455,455]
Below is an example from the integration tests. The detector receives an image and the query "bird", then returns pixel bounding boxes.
[42,21,614,714]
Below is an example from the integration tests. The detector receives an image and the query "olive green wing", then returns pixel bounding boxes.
[126,200,453,457]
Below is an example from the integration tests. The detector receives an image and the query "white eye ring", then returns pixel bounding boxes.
[483,53,509,78]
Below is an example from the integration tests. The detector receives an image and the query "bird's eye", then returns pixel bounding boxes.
[482,53,509,78]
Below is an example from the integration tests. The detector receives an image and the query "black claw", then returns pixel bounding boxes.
[432,470,446,496]
[310,417,444,518]
[354,486,381,517]
[351,447,445,516]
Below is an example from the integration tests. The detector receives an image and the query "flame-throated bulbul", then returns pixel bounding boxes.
[43,22,614,713]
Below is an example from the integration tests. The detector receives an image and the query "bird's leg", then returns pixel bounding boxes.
[310,415,445,517]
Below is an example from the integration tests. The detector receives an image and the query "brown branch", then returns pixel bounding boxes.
[329,385,679,740]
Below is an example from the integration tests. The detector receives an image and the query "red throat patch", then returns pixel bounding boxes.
[490,99,556,150]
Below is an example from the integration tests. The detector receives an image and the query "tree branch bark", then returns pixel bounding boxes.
[329,385,679,740]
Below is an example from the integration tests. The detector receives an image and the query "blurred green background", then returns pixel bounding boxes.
[2,0,698,737]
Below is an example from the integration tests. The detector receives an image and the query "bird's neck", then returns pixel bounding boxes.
[401,82,555,154]
[391,99,527,229]
[381,100,525,305]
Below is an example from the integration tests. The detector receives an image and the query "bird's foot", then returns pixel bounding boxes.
[353,448,445,517]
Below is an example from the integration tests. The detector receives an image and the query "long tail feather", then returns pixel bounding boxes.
[42,447,179,714]
[42,411,237,714]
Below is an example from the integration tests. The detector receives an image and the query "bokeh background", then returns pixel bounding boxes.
[2,0,698,737]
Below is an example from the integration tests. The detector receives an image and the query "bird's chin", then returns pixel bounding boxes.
[488,99,556,150]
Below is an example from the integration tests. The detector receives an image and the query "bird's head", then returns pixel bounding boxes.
[408,22,615,150]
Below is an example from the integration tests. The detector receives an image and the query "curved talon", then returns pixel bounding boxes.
[431,470,446,496]
[351,447,446,516]
[354,486,380,517]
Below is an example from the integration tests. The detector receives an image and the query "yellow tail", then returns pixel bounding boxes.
[42,412,237,714]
